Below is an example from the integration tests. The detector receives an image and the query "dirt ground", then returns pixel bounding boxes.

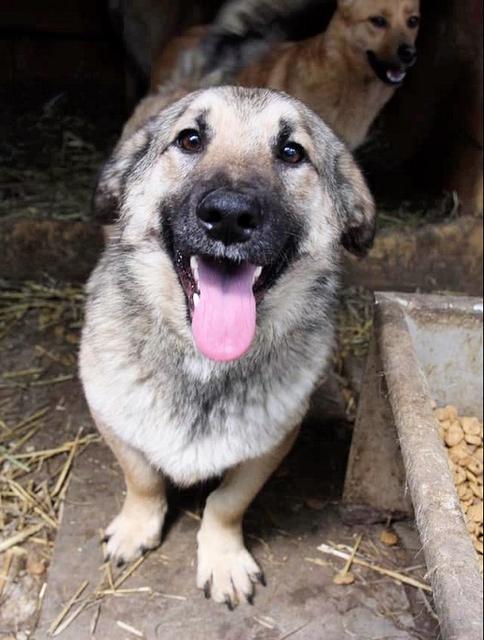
[0,284,87,637]
[0,88,123,223]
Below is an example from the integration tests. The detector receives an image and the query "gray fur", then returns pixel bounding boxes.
[80,87,374,486]
[174,0,330,85]
[213,0,315,38]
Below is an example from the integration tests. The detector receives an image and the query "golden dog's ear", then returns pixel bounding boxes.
[337,0,360,21]
[330,150,376,257]
[337,0,356,11]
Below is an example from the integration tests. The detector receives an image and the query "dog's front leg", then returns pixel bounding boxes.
[94,417,168,566]
[197,425,299,608]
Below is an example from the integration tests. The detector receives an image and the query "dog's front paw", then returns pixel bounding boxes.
[197,527,264,608]
[103,500,167,566]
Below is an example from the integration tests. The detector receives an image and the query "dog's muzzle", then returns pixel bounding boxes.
[197,188,262,245]
[367,45,417,86]
[167,185,300,363]
[397,44,417,66]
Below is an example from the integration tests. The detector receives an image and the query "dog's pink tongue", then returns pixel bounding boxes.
[192,258,257,362]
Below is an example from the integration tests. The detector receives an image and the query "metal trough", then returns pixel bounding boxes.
[343,292,483,640]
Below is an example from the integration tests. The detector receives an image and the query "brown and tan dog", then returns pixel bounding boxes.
[152,0,420,149]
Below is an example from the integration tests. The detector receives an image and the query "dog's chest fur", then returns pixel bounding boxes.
[80,258,336,486]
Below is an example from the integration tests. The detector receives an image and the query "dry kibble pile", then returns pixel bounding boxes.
[435,405,483,572]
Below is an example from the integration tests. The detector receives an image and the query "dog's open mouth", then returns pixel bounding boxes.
[366,51,407,86]
[175,254,280,362]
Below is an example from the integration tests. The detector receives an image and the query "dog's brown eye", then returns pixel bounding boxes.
[177,129,203,153]
[369,15,388,28]
[407,15,420,29]
[280,142,306,165]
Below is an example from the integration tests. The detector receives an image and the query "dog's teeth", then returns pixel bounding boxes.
[190,256,199,283]
[387,69,405,83]
[254,267,263,283]
[193,293,200,307]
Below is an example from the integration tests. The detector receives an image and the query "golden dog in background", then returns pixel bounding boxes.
[152,0,420,149]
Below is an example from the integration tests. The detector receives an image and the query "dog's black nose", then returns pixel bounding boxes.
[197,189,262,244]
[397,44,417,65]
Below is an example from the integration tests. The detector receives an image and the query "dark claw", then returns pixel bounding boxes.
[140,545,149,556]
[224,596,235,611]
[246,593,254,605]
[203,580,211,599]
[256,572,266,587]
[116,558,126,568]
[101,535,111,544]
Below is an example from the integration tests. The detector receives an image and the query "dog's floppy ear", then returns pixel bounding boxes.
[300,105,375,256]
[331,150,376,256]
[337,0,356,11]
[92,126,152,224]
[337,0,358,21]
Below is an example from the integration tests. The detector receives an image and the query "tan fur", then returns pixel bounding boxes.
[196,426,300,604]
[120,89,186,141]
[95,414,168,562]
[151,0,420,149]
